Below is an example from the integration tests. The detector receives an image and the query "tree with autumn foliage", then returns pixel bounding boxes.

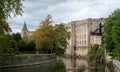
[34,15,70,55]
[34,15,55,54]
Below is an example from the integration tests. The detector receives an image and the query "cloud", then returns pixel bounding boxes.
[7,0,120,33]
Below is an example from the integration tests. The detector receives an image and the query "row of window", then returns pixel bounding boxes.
[75,22,87,26]
[75,28,87,32]
[76,35,87,40]
[76,40,87,45]
[90,37,101,44]
[75,47,87,51]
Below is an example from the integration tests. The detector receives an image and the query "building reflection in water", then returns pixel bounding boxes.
[62,57,89,72]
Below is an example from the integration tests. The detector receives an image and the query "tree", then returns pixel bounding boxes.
[17,40,35,53]
[90,44,104,61]
[0,0,23,56]
[54,24,70,55]
[111,9,120,60]
[0,0,23,35]
[12,33,22,42]
[27,40,36,51]
[0,35,15,55]
[34,15,55,53]
[34,15,70,55]
[104,15,115,55]
[104,8,120,60]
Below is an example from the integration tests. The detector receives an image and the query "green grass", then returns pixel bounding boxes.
[14,54,39,57]
[1,53,54,57]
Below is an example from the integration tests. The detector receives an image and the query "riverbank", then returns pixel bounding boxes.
[0,54,56,68]
[0,56,118,72]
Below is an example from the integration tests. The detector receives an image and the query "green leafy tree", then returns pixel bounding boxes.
[111,9,120,60]
[17,40,35,53]
[0,0,23,35]
[27,40,36,51]
[0,35,16,63]
[0,35,15,55]
[12,33,22,42]
[104,15,115,55]
[0,0,23,55]
[90,44,104,61]
[17,40,26,52]
[54,24,70,55]
[39,37,54,53]
[104,8,120,60]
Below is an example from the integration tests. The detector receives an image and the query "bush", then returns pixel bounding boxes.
[90,44,104,60]
[17,40,35,53]
[0,35,15,55]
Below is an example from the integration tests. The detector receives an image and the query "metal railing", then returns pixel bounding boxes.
[113,59,120,70]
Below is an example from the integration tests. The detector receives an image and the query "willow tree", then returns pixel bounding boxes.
[104,8,120,60]
[0,0,23,55]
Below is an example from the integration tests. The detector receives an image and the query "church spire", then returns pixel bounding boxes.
[21,21,29,39]
[22,21,28,31]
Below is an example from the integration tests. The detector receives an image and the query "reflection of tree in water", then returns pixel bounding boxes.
[90,59,105,72]
[91,67,104,72]
[49,59,66,72]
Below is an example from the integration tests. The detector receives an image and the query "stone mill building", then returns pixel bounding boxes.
[66,18,105,57]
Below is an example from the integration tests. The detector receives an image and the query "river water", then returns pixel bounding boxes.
[0,57,115,72]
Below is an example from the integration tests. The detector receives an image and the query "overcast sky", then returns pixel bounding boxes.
[7,0,120,33]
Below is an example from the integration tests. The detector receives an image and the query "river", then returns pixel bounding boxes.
[0,57,116,72]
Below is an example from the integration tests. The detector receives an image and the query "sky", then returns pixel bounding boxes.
[7,0,120,33]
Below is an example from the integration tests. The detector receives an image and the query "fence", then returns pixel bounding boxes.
[113,59,120,71]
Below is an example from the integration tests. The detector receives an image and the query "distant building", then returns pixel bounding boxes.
[21,22,34,40]
[66,18,105,56]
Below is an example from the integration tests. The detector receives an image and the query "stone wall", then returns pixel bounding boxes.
[0,54,56,68]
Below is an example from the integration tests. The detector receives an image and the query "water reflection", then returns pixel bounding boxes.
[62,58,89,72]
[0,57,115,72]
[0,60,66,72]
[0,63,54,72]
